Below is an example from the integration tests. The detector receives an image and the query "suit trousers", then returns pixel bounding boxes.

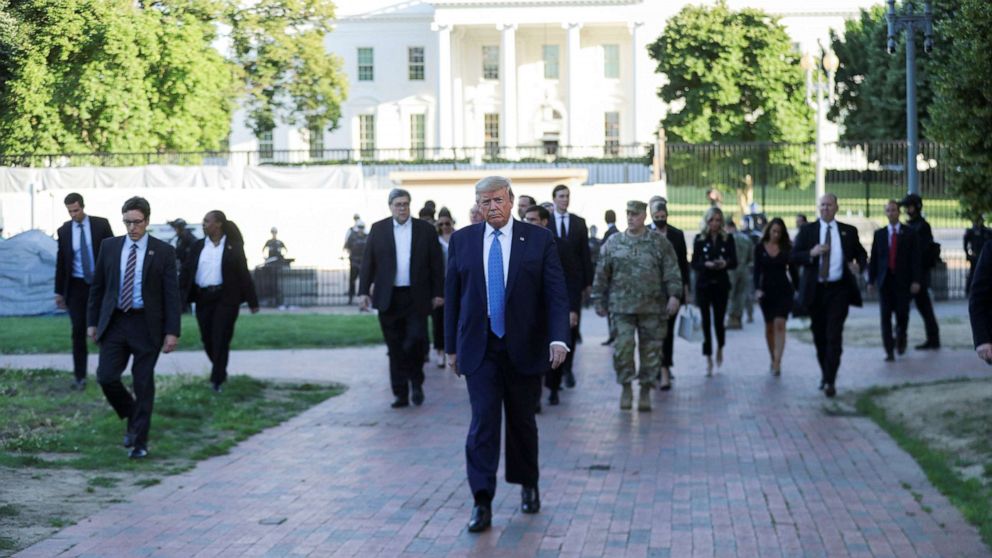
[97,310,160,449]
[697,282,729,356]
[544,334,575,392]
[67,278,91,380]
[662,314,677,368]
[879,275,910,355]
[911,272,940,344]
[377,288,427,400]
[465,333,542,503]
[810,281,850,386]
[195,291,241,385]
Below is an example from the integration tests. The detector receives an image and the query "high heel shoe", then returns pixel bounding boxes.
[706,356,713,376]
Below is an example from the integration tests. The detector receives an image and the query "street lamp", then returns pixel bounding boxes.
[801,47,839,202]
[886,0,934,197]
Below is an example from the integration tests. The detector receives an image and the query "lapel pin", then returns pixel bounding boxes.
[148,250,155,255]
[519,237,524,241]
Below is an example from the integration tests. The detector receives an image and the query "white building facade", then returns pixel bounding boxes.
[228,0,874,161]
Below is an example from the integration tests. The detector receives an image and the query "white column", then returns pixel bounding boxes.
[563,22,582,150]
[432,23,453,154]
[498,24,517,158]
[628,22,644,145]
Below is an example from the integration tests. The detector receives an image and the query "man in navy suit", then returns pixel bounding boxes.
[88,197,181,459]
[868,200,922,361]
[55,192,114,390]
[445,176,570,533]
[792,194,867,397]
[550,184,592,387]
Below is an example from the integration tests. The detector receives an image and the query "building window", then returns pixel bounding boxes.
[359,114,375,159]
[410,114,426,159]
[484,113,500,157]
[308,123,324,159]
[543,44,559,79]
[357,47,374,81]
[258,128,274,161]
[482,45,499,79]
[603,44,619,79]
[408,47,425,80]
[604,112,620,156]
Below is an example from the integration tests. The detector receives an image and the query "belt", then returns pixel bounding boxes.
[115,308,145,315]
[199,285,223,293]
[393,286,411,291]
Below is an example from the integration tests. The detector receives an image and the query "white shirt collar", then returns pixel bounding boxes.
[485,219,514,238]
[393,218,411,228]
[127,234,149,250]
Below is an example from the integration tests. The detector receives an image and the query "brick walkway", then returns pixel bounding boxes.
[7,304,991,557]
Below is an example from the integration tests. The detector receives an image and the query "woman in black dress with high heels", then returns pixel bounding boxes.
[691,207,737,375]
[753,217,795,376]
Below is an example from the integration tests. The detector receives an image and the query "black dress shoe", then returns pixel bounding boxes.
[601,337,615,346]
[548,391,560,405]
[72,379,86,391]
[884,353,895,362]
[659,382,672,391]
[390,398,409,409]
[128,447,148,459]
[521,485,540,514]
[824,384,837,398]
[211,382,223,393]
[564,371,576,388]
[467,504,492,533]
[411,386,424,406]
[915,341,940,350]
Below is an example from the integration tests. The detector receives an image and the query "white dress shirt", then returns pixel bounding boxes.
[119,233,149,309]
[71,216,95,279]
[195,235,226,287]
[393,218,412,287]
[818,219,844,282]
[555,211,569,237]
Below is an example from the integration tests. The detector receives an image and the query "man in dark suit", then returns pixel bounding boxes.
[868,200,922,362]
[359,188,444,408]
[87,197,181,459]
[523,204,580,407]
[650,200,689,389]
[445,176,570,533]
[55,192,114,391]
[791,194,867,398]
[900,194,941,349]
[550,184,592,386]
[968,246,992,365]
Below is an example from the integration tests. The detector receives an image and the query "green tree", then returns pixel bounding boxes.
[827,3,934,142]
[928,0,992,217]
[227,0,347,135]
[648,1,814,218]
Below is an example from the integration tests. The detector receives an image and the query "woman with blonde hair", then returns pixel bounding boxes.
[691,206,737,374]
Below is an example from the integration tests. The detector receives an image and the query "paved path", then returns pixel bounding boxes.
[5,305,991,557]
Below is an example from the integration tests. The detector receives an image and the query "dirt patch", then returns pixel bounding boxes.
[874,378,992,484]
[0,463,161,556]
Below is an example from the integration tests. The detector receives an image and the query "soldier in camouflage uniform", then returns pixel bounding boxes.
[726,219,754,329]
[592,200,682,412]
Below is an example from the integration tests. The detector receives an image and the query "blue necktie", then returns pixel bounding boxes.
[488,230,505,338]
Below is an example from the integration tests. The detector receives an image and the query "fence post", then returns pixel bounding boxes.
[864,142,871,218]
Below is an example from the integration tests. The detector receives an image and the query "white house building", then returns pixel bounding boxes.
[228,0,875,162]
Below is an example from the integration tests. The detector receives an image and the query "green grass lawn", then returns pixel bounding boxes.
[0,313,384,354]
[0,368,344,472]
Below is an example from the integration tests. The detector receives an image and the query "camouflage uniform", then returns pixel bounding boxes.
[727,231,754,324]
[592,222,683,387]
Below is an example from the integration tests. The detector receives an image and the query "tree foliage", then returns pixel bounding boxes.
[0,0,346,156]
[927,0,992,217]
[827,3,934,141]
[647,1,814,218]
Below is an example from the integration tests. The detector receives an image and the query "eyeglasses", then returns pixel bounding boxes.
[123,219,147,227]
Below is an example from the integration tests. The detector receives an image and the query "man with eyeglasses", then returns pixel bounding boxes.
[55,192,114,391]
[359,188,444,408]
[87,196,181,459]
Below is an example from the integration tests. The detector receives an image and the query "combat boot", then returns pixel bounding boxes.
[637,385,651,412]
[620,383,633,410]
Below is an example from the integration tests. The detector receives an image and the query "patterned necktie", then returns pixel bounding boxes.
[819,224,832,280]
[78,222,93,284]
[488,230,505,338]
[120,244,138,311]
[559,215,567,239]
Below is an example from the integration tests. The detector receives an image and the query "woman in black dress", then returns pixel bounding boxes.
[753,217,795,376]
[691,207,737,375]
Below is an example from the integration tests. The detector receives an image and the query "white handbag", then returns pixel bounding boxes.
[677,307,704,343]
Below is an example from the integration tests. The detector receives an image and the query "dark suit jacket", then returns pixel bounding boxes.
[88,235,181,348]
[359,217,444,316]
[791,220,868,312]
[553,235,582,313]
[969,247,992,347]
[868,225,922,289]
[180,238,259,308]
[552,213,594,289]
[662,225,690,301]
[444,220,570,376]
[55,216,114,300]
[691,233,738,290]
